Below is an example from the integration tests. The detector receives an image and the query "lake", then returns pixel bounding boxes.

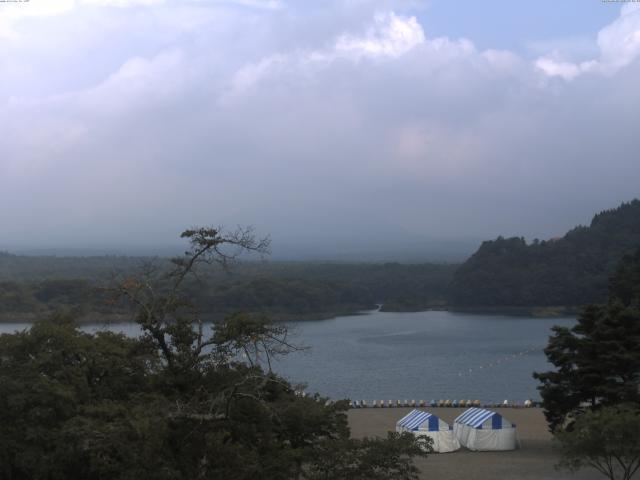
[275,310,574,403]
[0,310,574,403]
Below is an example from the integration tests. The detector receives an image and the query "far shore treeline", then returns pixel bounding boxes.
[1,199,639,322]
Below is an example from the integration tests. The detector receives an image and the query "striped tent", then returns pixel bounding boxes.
[396,409,460,453]
[453,408,518,451]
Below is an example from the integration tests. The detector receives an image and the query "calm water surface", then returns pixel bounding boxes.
[0,310,574,403]
[276,310,574,403]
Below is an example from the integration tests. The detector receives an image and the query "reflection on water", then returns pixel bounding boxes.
[0,310,574,402]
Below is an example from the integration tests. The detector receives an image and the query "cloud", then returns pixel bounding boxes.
[598,3,640,69]
[73,49,190,113]
[0,0,162,21]
[225,12,480,100]
[206,0,283,9]
[0,0,74,38]
[224,12,428,100]
[536,4,640,80]
[336,12,425,58]
[1,2,640,249]
[80,0,165,6]
[534,56,595,81]
[0,0,163,40]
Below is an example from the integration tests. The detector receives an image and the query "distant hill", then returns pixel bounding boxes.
[0,253,456,321]
[449,200,640,308]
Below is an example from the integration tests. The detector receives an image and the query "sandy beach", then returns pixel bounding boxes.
[348,407,603,480]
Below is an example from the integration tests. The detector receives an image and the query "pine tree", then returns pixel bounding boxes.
[534,247,640,431]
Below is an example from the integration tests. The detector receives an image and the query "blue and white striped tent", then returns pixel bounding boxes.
[453,408,518,451]
[396,410,460,453]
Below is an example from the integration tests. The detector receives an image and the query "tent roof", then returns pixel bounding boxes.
[454,408,504,428]
[397,409,441,431]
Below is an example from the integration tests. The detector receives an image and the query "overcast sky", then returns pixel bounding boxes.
[1,0,639,255]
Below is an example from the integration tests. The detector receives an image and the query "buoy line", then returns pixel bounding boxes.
[455,345,541,378]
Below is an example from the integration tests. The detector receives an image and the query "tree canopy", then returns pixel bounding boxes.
[533,246,640,431]
[450,200,640,308]
[534,246,640,480]
[0,256,456,322]
[556,404,640,480]
[0,226,429,480]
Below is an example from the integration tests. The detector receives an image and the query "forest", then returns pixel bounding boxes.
[449,200,640,308]
[0,228,429,480]
[1,199,639,321]
[0,254,456,322]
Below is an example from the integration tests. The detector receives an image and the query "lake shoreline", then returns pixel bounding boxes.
[0,309,372,325]
[2,310,575,402]
[0,304,579,324]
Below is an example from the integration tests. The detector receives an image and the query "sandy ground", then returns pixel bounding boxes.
[348,407,604,480]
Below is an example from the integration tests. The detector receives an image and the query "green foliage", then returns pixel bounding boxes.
[0,252,143,282]
[0,314,162,480]
[0,257,456,320]
[0,279,115,317]
[450,199,640,307]
[556,405,640,480]
[0,319,426,479]
[610,248,640,306]
[534,247,640,431]
[533,303,640,431]
[0,226,428,479]
[535,247,640,479]
[305,432,430,480]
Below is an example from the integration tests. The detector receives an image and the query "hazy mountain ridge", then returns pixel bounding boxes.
[0,255,457,322]
[449,199,640,308]
[2,200,639,319]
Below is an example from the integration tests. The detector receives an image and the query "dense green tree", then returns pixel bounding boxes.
[305,432,429,480]
[0,257,457,320]
[534,246,640,431]
[0,313,162,480]
[556,404,640,480]
[450,199,640,308]
[610,248,640,306]
[0,226,428,480]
